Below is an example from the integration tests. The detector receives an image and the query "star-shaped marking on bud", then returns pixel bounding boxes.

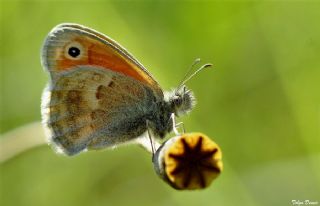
[163,133,222,189]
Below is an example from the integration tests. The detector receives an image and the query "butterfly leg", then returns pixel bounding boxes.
[175,122,186,134]
[170,113,181,135]
[146,120,156,159]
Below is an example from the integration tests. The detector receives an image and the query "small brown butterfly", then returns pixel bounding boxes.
[41,23,211,156]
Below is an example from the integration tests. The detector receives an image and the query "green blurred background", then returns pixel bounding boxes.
[1,1,319,206]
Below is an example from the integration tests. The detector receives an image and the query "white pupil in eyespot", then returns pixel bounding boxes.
[68,47,81,58]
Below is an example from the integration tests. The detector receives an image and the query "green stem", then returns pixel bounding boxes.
[0,122,46,163]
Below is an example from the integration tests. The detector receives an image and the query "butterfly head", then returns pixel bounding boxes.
[164,60,212,117]
[166,86,196,117]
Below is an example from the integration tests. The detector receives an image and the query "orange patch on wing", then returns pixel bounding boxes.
[55,36,151,85]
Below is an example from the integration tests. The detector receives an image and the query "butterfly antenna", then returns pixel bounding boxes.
[177,61,213,91]
[176,58,201,91]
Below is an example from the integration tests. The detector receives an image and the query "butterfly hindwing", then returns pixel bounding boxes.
[42,66,156,155]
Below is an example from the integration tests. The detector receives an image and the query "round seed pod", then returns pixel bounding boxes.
[153,133,223,190]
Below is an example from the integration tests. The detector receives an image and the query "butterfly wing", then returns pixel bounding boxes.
[42,23,163,97]
[42,66,156,155]
[41,24,163,155]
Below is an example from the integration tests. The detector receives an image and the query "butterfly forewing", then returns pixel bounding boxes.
[42,24,163,97]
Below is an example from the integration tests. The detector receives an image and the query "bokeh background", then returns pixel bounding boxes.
[1,1,319,206]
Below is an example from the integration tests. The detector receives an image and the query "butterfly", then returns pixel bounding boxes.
[41,23,211,156]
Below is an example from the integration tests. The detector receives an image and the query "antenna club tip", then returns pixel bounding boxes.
[204,63,213,68]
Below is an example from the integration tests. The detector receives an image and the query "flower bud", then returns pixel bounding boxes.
[153,133,222,190]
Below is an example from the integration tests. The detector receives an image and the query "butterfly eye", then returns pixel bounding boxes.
[173,96,182,106]
[65,41,84,60]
